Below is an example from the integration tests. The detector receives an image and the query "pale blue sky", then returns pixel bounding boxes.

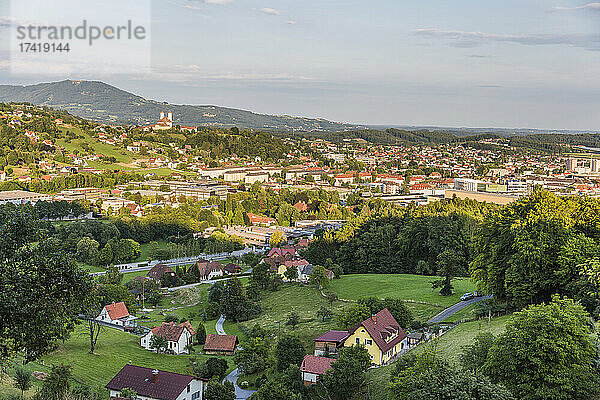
[1,0,599,129]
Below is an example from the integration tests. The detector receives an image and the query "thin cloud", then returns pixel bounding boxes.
[183,5,203,11]
[552,3,600,11]
[259,7,280,15]
[204,0,233,4]
[412,28,600,51]
[286,20,296,25]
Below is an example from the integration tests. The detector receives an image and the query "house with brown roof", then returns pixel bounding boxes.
[196,260,224,280]
[203,334,238,356]
[223,263,242,274]
[300,355,333,386]
[343,308,408,365]
[96,302,137,328]
[313,330,349,357]
[140,321,195,355]
[106,364,207,400]
[147,264,176,282]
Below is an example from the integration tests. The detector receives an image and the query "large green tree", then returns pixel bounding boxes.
[319,345,372,400]
[470,190,600,310]
[274,334,305,371]
[484,296,599,400]
[0,210,92,362]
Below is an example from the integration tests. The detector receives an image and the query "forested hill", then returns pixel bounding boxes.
[0,80,364,132]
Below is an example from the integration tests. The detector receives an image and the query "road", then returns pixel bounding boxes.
[427,295,492,324]
[218,315,256,399]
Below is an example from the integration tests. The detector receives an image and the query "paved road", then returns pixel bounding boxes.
[216,315,226,335]
[218,315,256,399]
[428,295,492,324]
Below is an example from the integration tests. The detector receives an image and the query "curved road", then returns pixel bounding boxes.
[427,295,492,324]
[217,315,256,400]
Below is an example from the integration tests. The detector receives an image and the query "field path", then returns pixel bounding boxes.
[218,316,256,400]
[428,295,492,324]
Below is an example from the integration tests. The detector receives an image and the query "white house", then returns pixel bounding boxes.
[140,321,195,355]
[96,302,137,328]
[300,355,333,386]
[106,364,207,400]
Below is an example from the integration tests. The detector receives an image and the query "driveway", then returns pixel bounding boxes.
[427,295,492,324]
[218,315,256,399]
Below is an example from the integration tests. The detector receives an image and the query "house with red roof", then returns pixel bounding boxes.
[343,308,408,365]
[140,321,195,355]
[300,355,333,386]
[106,364,207,400]
[96,302,137,328]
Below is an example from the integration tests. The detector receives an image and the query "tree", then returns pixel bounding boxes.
[220,278,248,322]
[309,265,330,289]
[98,242,114,267]
[205,380,235,400]
[470,190,600,309]
[390,347,514,400]
[36,364,72,400]
[337,303,371,330]
[484,296,600,400]
[275,334,305,371]
[460,332,495,372]
[280,364,306,398]
[234,337,270,374]
[269,230,287,247]
[0,211,92,362]
[196,322,207,345]
[285,311,300,329]
[75,237,100,263]
[284,265,298,282]
[319,345,371,400]
[431,248,462,295]
[150,335,168,354]
[252,379,301,400]
[205,357,228,380]
[316,306,333,322]
[13,366,32,398]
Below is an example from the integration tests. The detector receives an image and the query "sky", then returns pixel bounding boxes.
[0,0,599,130]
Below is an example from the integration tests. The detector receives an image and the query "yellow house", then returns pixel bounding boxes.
[344,308,408,365]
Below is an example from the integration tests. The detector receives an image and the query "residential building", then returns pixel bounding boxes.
[140,321,195,355]
[344,308,408,365]
[196,260,224,280]
[0,190,51,205]
[96,302,137,328]
[106,364,207,400]
[146,264,177,281]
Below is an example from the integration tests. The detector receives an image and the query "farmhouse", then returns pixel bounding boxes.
[96,302,137,328]
[300,355,333,386]
[140,321,195,355]
[203,334,238,356]
[344,308,408,365]
[106,364,207,400]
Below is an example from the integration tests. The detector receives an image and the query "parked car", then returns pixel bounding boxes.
[461,292,475,301]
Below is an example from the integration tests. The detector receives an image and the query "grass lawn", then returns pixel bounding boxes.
[411,314,511,365]
[240,284,346,350]
[135,240,168,263]
[121,270,150,284]
[55,127,136,164]
[78,262,105,273]
[330,274,476,309]
[35,326,232,388]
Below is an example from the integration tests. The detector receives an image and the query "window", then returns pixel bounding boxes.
[187,384,190,393]
[355,338,360,344]
[365,339,372,346]
[192,391,201,400]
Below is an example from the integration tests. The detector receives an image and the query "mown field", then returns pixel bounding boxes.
[329,274,477,321]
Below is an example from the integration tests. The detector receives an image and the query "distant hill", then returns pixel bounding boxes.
[0,80,364,132]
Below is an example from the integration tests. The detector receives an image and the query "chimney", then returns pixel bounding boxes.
[160,111,165,119]
[152,369,159,383]
[167,112,173,121]
[371,314,377,324]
